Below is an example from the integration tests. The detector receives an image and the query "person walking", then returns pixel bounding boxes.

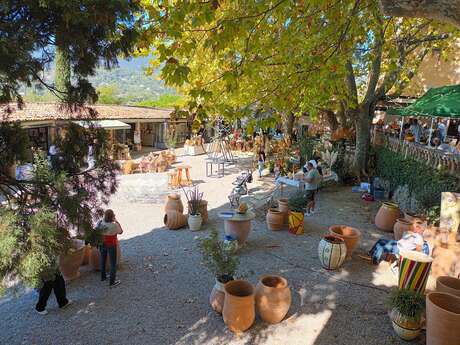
[257,147,266,178]
[303,160,322,216]
[35,258,72,315]
[97,209,123,287]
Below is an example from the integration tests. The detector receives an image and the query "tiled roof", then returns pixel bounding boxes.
[1,103,174,122]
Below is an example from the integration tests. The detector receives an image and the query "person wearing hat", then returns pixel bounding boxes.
[303,160,322,216]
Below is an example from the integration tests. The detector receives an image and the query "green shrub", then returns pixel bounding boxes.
[288,191,309,212]
[386,288,425,322]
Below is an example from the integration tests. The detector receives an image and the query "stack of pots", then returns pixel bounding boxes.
[266,208,285,231]
[329,225,361,259]
[164,194,187,230]
[393,218,414,240]
[220,275,292,333]
[375,202,400,232]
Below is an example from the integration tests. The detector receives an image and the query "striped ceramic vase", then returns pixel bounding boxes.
[318,235,347,270]
[398,250,433,293]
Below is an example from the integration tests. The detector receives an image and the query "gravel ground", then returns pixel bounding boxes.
[0,151,423,345]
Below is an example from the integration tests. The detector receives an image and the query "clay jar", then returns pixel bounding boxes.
[165,193,184,214]
[59,240,85,281]
[255,275,291,324]
[266,208,285,231]
[188,200,208,223]
[164,211,187,230]
[318,235,347,270]
[223,280,255,333]
[404,212,425,224]
[329,225,361,259]
[375,202,400,232]
[210,275,233,314]
[436,276,460,298]
[426,292,460,345]
[393,218,414,240]
[278,198,289,224]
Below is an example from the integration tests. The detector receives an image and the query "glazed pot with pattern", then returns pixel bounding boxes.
[318,235,347,270]
[255,275,291,324]
[288,211,304,235]
[164,211,188,230]
[390,308,421,341]
[210,275,233,314]
[328,225,361,259]
[188,213,203,231]
[223,280,255,333]
[426,292,460,345]
[436,276,460,298]
[266,208,285,231]
[393,218,414,240]
[165,193,184,213]
[375,202,400,232]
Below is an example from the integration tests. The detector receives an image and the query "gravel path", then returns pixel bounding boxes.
[0,152,423,345]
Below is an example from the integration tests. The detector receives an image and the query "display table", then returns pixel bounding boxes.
[184,145,205,156]
[175,164,192,185]
[276,172,339,190]
[218,210,256,245]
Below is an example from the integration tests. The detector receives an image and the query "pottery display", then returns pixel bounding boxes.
[164,211,188,230]
[318,235,347,270]
[188,213,203,231]
[426,292,460,345]
[390,308,421,341]
[393,218,414,240]
[89,243,122,271]
[328,225,361,259]
[59,240,85,281]
[398,250,433,293]
[375,202,400,232]
[288,211,304,235]
[266,208,285,231]
[436,276,460,298]
[165,193,184,214]
[255,275,291,324]
[210,276,233,314]
[223,280,255,333]
[278,198,289,224]
[188,200,208,223]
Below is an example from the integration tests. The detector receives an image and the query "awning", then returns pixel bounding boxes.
[73,120,131,130]
[387,84,460,118]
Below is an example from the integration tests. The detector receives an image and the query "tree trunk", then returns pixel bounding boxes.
[353,106,372,178]
[282,112,295,138]
[321,109,339,131]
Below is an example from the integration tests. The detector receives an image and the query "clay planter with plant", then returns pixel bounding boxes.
[386,288,425,341]
[199,229,240,314]
[183,185,203,231]
[287,192,308,235]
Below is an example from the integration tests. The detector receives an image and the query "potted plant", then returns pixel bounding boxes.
[386,288,425,341]
[287,191,308,235]
[183,185,203,231]
[199,229,240,314]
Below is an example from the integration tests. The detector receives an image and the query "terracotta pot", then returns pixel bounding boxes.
[164,211,188,230]
[165,194,184,213]
[89,244,122,271]
[59,240,85,281]
[223,280,255,333]
[266,208,285,231]
[318,235,347,270]
[278,198,289,224]
[426,292,460,345]
[393,218,414,240]
[188,200,208,223]
[436,276,460,298]
[329,225,361,259]
[188,213,202,231]
[210,276,233,314]
[81,244,91,266]
[255,275,291,324]
[390,308,421,341]
[404,212,425,224]
[224,220,251,245]
[375,202,400,232]
[288,211,304,235]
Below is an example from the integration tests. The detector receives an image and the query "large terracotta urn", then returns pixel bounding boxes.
[223,280,255,333]
[436,276,460,298]
[390,308,421,341]
[164,211,187,230]
[165,193,184,213]
[224,220,251,245]
[426,292,460,345]
[329,225,361,259]
[210,275,233,314]
[375,202,400,232]
[59,240,85,281]
[266,208,285,231]
[89,243,122,271]
[255,275,291,324]
[318,235,347,270]
[393,218,414,240]
[278,198,289,224]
